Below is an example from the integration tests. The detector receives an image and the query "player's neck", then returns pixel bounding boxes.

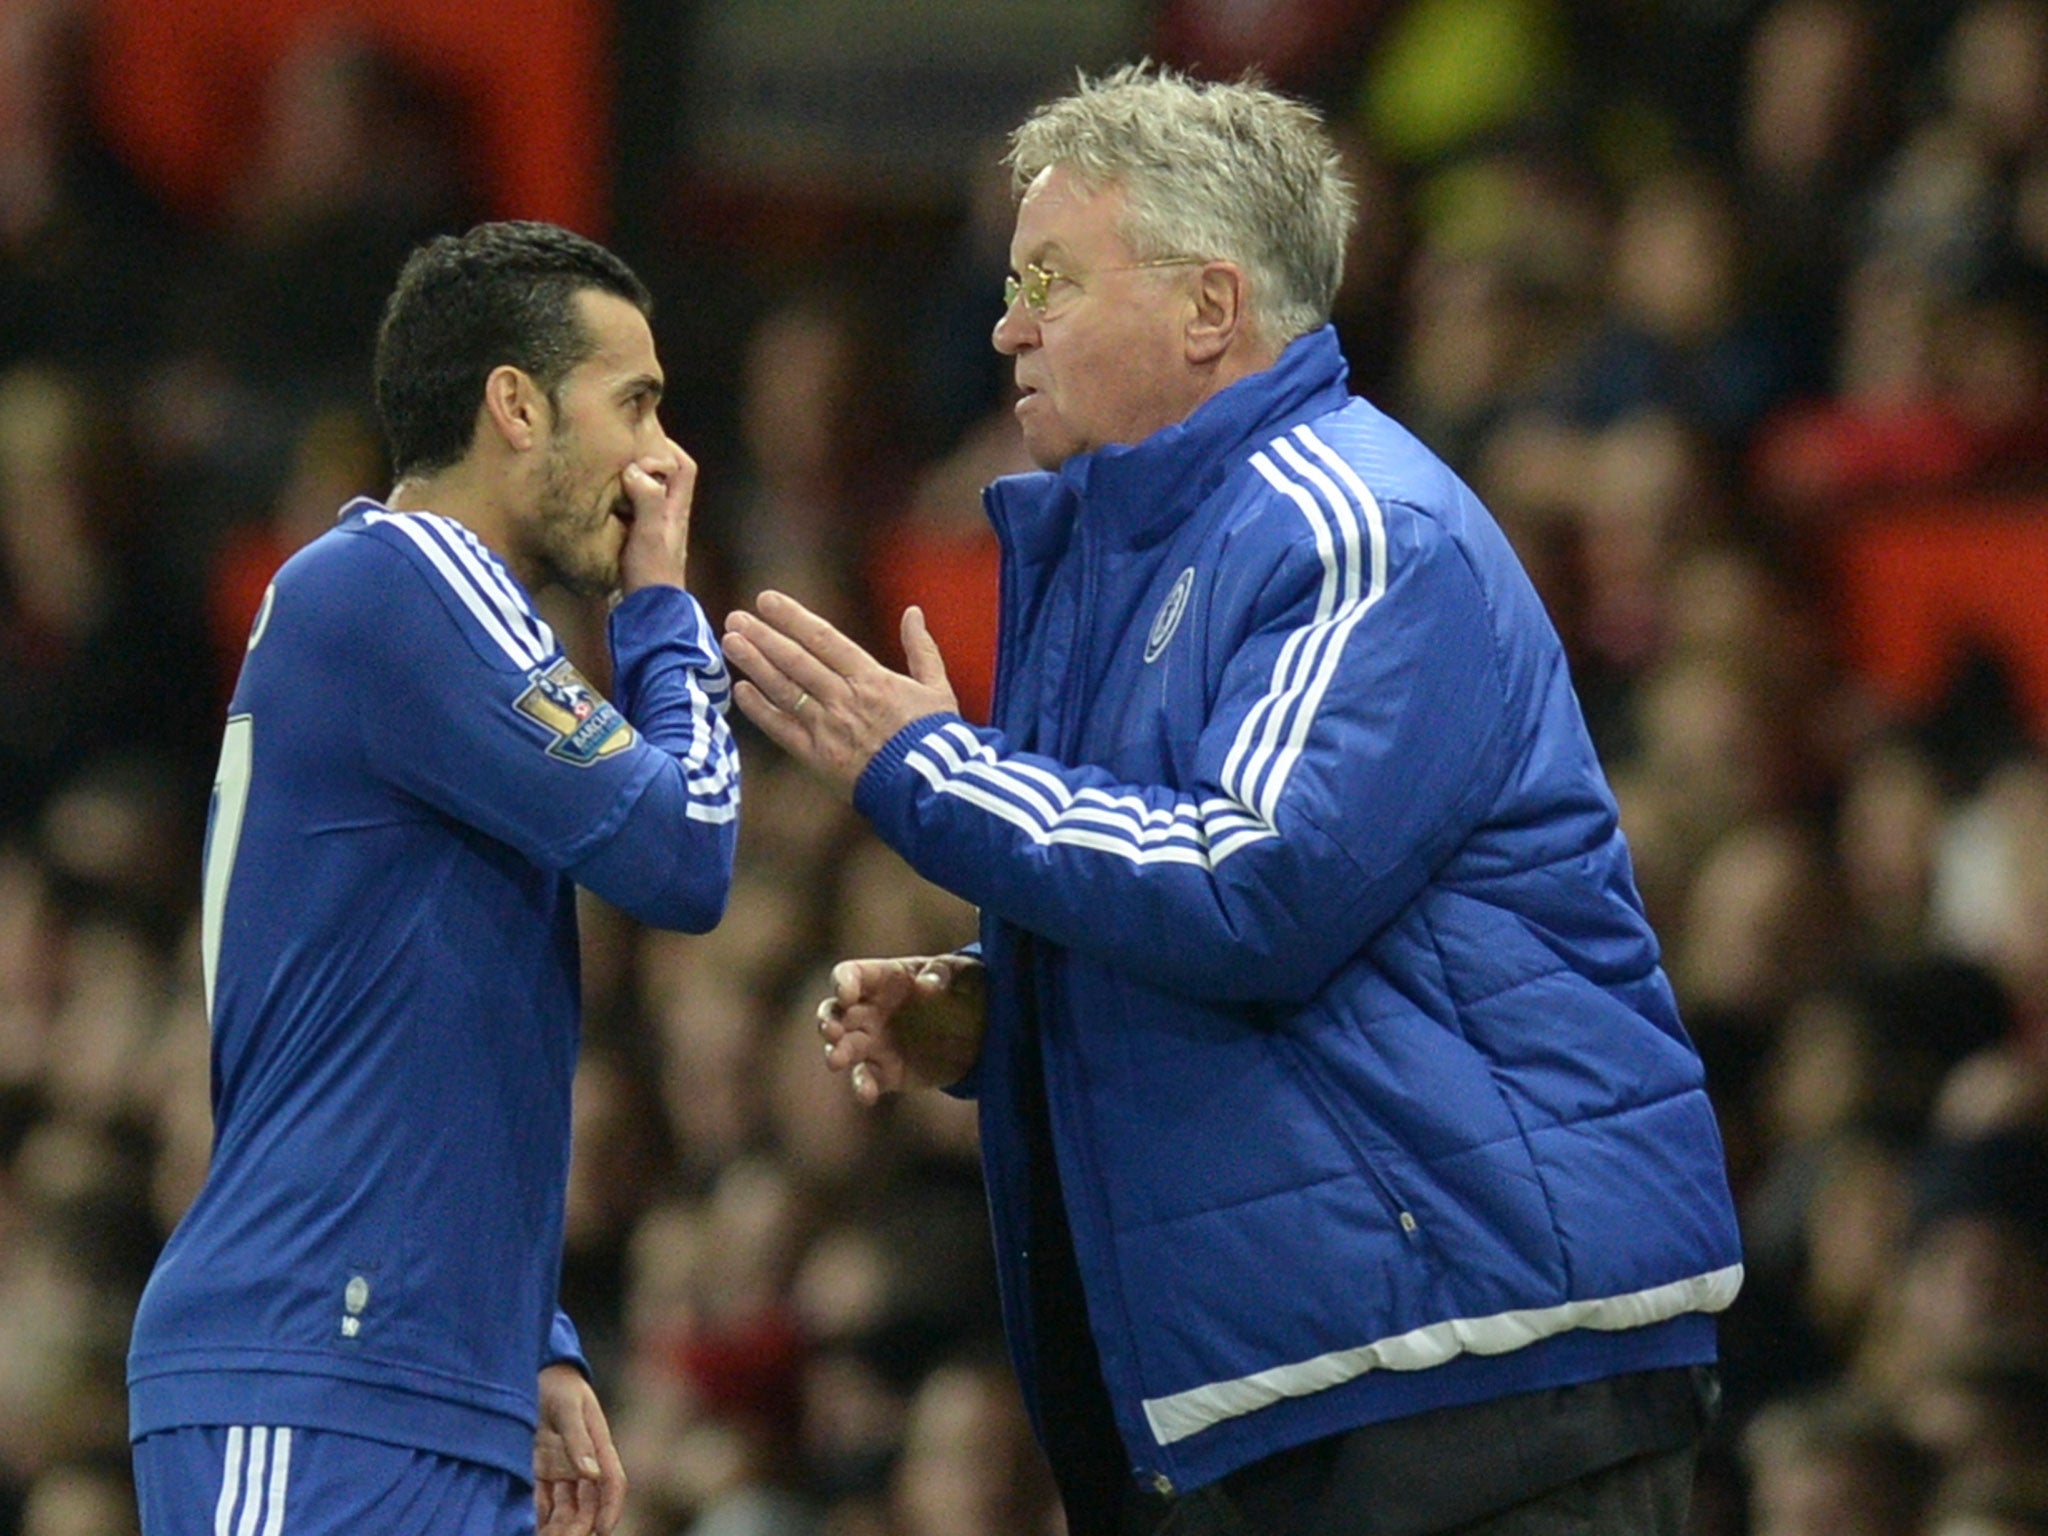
[386,465,524,580]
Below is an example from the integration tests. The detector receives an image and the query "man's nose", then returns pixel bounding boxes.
[638,434,682,481]
[992,300,1036,355]
[639,421,676,462]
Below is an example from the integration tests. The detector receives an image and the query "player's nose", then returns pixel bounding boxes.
[635,441,682,484]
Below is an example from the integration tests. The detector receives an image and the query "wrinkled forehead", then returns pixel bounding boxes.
[1010,164,1132,266]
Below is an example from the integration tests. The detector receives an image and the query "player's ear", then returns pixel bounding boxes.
[1186,261,1246,366]
[481,365,546,454]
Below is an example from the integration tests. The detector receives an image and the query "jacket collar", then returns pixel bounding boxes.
[987,326,1353,561]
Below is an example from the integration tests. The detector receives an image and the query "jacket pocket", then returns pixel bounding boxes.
[1275,1001,1572,1306]
[1276,1028,1425,1244]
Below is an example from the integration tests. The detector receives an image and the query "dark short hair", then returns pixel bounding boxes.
[373,221,652,479]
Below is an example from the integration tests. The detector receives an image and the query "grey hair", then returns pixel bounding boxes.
[1005,62,1356,345]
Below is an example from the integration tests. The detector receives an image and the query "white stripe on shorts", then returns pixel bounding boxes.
[216,1425,292,1536]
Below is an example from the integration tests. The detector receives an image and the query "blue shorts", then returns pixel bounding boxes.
[132,1424,533,1536]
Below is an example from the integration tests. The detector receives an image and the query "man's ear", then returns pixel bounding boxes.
[481,364,546,453]
[1186,262,1248,365]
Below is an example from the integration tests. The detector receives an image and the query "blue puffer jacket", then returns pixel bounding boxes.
[854,327,1742,1495]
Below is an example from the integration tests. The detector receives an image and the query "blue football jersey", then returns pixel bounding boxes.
[128,500,739,1479]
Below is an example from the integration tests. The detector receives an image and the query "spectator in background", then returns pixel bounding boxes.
[201,405,387,707]
[207,27,479,392]
[1548,165,1796,446]
[1902,1344,2048,1489]
[1926,1467,2048,1536]
[888,1354,1057,1536]
[1357,0,1574,169]
[1863,1130,2048,1400]
[1391,151,1605,469]
[1834,729,1951,958]
[1943,0,2048,169]
[1742,1389,1937,1536]
[137,29,478,548]
[1736,0,1895,396]
[1933,755,2048,1034]
[17,1457,145,1536]
[903,147,1024,462]
[0,366,215,835]
[0,0,176,379]
[1151,0,1388,105]
[1749,3,2048,521]
[695,295,899,645]
[561,1046,685,1389]
[863,409,1030,725]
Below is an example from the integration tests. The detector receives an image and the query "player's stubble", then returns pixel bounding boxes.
[527,428,630,600]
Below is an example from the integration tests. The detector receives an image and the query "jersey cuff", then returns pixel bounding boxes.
[853,712,959,821]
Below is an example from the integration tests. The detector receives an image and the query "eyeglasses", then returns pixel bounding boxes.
[1002,256,1206,318]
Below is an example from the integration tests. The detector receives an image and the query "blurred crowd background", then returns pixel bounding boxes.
[6,0,2048,1532]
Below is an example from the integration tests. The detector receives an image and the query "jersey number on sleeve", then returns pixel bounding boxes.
[201,714,254,1021]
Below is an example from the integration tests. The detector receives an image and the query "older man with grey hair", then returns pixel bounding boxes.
[724,64,1741,1536]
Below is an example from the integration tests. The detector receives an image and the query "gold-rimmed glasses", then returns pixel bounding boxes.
[1002,256,1206,318]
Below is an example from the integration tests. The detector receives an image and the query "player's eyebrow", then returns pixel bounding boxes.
[1011,239,1072,272]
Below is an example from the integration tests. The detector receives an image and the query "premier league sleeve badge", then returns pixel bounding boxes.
[514,659,637,765]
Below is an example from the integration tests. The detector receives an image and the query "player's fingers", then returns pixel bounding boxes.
[539,1480,588,1536]
[660,440,696,497]
[831,958,864,1005]
[818,999,896,1046]
[559,1479,598,1536]
[653,445,696,535]
[719,621,795,693]
[554,1484,587,1536]
[621,462,666,517]
[725,609,843,707]
[832,956,922,1010]
[731,679,809,751]
[824,1022,876,1073]
[532,1432,574,1482]
[545,1395,602,1484]
[918,953,986,999]
[835,1028,910,1098]
[582,1389,626,1486]
[834,1000,888,1034]
[592,1427,628,1534]
[816,995,845,1042]
[724,634,833,729]
[851,1060,888,1104]
[755,590,885,680]
[901,606,955,698]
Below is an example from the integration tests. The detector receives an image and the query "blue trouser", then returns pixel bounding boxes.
[133,1424,532,1536]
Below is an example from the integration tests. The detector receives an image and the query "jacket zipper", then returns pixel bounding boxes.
[1278,1030,1424,1240]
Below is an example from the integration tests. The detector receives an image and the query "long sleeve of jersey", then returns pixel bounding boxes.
[854,502,1541,1006]
[350,513,737,932]
[564,585,740,930]
[546,1308,590,1374]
